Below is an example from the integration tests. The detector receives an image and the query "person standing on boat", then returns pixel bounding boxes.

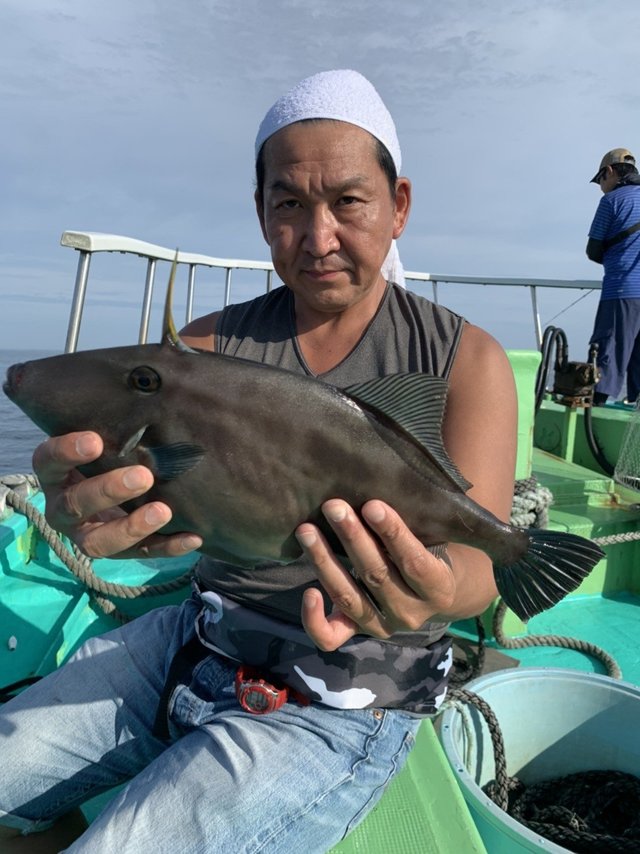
[587,148,640,405]
[0,70,517,853]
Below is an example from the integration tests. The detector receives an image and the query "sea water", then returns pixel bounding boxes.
[0,348,56,475]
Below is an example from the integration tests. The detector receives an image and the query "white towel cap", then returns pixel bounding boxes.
[255,69,401,173]
[255,70,406,287]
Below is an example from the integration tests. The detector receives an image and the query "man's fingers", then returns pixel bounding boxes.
[73,502,201,559]
[320,499,453,632]
[296,521,389,643]
[126,531,203,560]
[300,588,359,651]
[361,500,455,613]
[33,433,103,486]
[30,432,203,561]
[45,465,153,531]
[72,501,168,558]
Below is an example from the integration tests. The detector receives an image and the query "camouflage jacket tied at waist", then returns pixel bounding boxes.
[193,583,453,716]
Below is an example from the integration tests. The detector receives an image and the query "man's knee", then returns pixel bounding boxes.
[0,823,20,839]
[0,810,88,851]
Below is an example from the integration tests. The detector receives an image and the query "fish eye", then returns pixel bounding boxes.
[128,366,161,393]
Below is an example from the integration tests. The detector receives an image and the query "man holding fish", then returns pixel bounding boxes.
[0,70,597,852]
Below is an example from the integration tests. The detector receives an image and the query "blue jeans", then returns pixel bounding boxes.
[0,600,421,853]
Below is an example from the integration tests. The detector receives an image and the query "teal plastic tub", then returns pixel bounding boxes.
[439,668,640,853]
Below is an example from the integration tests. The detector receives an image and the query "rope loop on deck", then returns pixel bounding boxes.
[492,599,622,679]
[2,475,192,622]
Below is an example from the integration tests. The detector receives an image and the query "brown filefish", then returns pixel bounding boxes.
[3,259,604,622]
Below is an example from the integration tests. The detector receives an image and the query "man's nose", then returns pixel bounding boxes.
[302,207,340,256]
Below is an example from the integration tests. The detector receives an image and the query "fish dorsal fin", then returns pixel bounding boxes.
[343,373,471,491]
[162,250,198,353]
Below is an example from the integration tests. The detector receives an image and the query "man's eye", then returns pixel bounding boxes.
[339,196,358,206]
[278,199,300,210]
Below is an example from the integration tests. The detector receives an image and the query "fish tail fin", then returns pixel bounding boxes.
[493,529,604,622]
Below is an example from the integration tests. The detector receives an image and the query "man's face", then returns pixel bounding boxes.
[256,120,410,314]
[598,166,619,194]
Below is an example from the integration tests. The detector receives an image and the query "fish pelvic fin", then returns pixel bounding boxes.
[493,529,604,621]
[344,373,471,491]
[162,250,198,353]
[118,425,148,458]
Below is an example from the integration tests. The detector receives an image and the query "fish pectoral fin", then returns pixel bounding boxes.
[343,373,471,491]
[145,442,205,480]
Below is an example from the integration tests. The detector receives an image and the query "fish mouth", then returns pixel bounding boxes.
[2,363,25,400]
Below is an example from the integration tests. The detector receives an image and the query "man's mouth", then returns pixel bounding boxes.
[303,268,345,279]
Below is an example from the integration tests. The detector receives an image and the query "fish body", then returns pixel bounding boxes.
[3,342,603,621]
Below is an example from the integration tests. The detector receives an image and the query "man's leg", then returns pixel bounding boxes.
[623,299,640,402]
[61,689,421,854]
[590,299,629,400]
[0,602,196,844]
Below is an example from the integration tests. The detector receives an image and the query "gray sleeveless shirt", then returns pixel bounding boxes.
[195,283,465,646]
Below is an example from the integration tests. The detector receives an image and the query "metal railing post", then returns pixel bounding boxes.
[186,264,196,325]
[139,259,157,344]
[224,268,233,306]
[64,250,92,353]
[530,285,542,349]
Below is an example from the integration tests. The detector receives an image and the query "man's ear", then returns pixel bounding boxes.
[255,189,269,244]
[393,177,412,239]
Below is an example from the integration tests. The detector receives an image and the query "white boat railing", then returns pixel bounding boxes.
[60,230,602,353]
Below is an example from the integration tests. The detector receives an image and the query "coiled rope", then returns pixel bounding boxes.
[510,475,554,529]
[446,682,640,852]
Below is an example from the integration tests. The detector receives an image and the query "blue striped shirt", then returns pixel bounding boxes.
[589,183,640,299]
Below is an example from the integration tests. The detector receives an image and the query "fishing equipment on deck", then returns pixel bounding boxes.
[534,326,600,411]
[534,326,615,476]
[441,669,640,853]
[613,398,640,491]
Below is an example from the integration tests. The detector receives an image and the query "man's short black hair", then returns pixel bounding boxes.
[613,161,639,178]
[255,120,398,204]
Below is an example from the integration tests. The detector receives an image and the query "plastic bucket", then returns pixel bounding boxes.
[439,668,640,853]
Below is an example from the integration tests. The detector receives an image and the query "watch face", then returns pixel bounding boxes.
[241,685,276,713]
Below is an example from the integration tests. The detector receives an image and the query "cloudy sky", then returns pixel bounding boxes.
[2,0,639,358]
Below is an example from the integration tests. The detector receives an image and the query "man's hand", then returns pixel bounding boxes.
[296,498,456,651]
[33,431,202,559]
